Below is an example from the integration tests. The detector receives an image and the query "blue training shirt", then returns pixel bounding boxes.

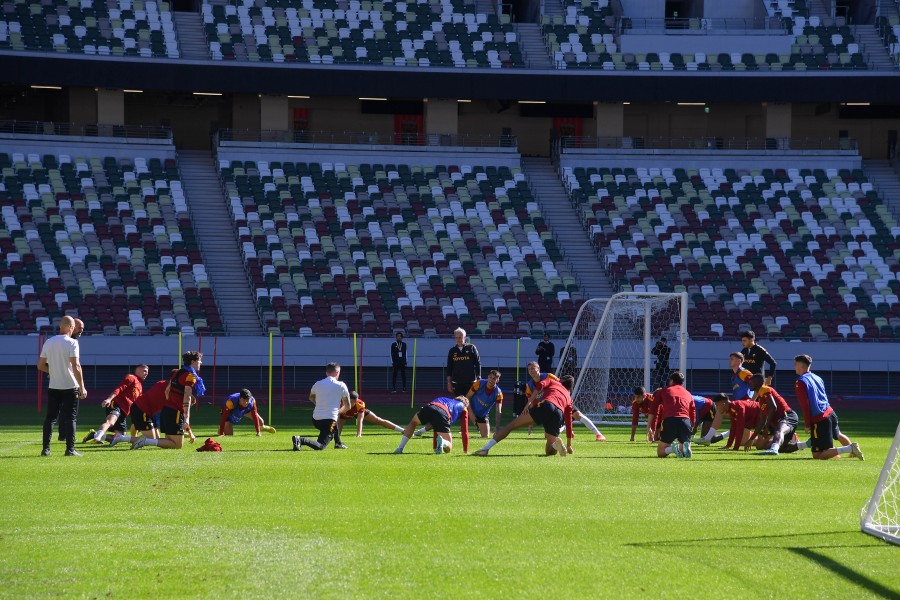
[430,397,467,425]
[469,378,503,419]
[223,393,256,421]
[796,371,831,419]
[731,370,751,400]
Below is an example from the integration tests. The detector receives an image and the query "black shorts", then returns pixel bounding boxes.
[452,382,472,399]
[159,406,186,436]
[700,405,716,424]
[132,408,157,432]
[770,409,799,438]
[810,412,840,453]
[528,402,564,437]
[513,396,528,415]
[660,417,692,444]
[105,405,127,434]
[417,405,451,434]
[474,413,489,424]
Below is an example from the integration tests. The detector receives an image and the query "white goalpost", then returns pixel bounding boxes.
[557,292,688,425]
[861,420,900,546]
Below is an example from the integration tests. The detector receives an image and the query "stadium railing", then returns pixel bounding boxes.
[620,17,787,35]
[557,135,857,151]
[217,129,517,148]
[0,120,172,141]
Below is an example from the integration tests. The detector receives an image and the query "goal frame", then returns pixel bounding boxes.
[558,292,688,424]
[861,420,900,546]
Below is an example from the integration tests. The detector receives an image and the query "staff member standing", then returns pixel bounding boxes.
[38,316,87,457]
[739,330,777,385]
[391,332,407,393]
[535,334,555,373]
[446,327,480,398]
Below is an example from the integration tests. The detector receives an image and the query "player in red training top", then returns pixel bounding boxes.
[630,386,657,442]
[745,374,799,456]
[82,364,148,444]
[339,390,405,437]
[108,375,173,447]
[474,362,573,457]
[653,372,696,458]
[131,351,204,450]
[714,395,762,450]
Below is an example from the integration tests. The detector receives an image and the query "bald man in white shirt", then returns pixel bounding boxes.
[38,316,87,456]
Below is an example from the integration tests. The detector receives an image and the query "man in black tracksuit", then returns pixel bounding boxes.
[740,329,777,386]
[446,327,480,398]
[391,332,407,393]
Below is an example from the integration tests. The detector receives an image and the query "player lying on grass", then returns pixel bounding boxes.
[523,365,605,441]
[131,351,204,450]
[793,354,863,461]
[394,396,470,454]
[292,362,351,451]
[107,377,169,446]
[82,364,148,444]
[716,395,760,450]
[744,374,799,456]
[218,388,276,436]
[473,362,572,457]
[414,370,504,438]
[690,394,724,445]
[339,391,405,437]
[653,372,695,458]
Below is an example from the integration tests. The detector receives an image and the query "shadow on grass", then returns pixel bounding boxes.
[789,547,900,599]
[624,530,881,548]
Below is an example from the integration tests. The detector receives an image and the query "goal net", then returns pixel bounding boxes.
[861,420,900,546]
[558,292,687,424]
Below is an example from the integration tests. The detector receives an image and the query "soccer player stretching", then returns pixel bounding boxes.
[414,370,505,438]
[339,391,405,437]
[793,354,863,460]
[394,396,470,454]
[744,374,798,456]
[630,386,657,442]
[524,365,605,441]
[473,363,572,457]
[717,395,761,450]
[653,372,695,458]
[131,352,204,449]
[218,389,276,436]
[108,377,169,446]
[729,352,753,400]
[83,364,148,444]
[690,393,724,444]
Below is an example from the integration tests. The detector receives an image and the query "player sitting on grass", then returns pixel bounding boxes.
[339,391,405,437]
[132,352,203,450]
[473,362,572,457]
[108,376,169,447]
[82,364,148,444]
[744,374,798,456]
[716,395,761,451]
[793,354,863,461]
[690,393,724,445]
[218,389,276,436]
[524,367,605,441]
[394,396,470,455]
[653,372,695,459]
[729,352,753,400]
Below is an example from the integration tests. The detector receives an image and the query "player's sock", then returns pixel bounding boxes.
[393,425,404,433]
[836,444,852,455]
[110,434,129,445]
[770,442,780,452]
[579,416,601,436]
[397,435,410,451]
[797,439,811,450]
[413,427,426,436]
[702,428,718,441]
[144,438,159,446]
[481,439,498,452]
[665,445,675,455]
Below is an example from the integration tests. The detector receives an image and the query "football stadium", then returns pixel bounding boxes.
[1,0,900,595]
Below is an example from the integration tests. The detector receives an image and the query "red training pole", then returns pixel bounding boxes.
[281,335,285,413]
[212,336,218,404]
[196,334,203,413]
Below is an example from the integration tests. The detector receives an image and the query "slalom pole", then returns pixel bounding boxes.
[353,332,359,390]
[212,336,218,403]
[268,331,273,427]
[36,333,44,413]
[410,338,417,408]
[516,337,521,382]
[358,336,364,395]
[281,335,285,414]
[196,334,203,413]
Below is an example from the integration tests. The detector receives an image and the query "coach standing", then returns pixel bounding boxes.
[39,316,87,456]
[391,332,407,393]
[446,327,480,398]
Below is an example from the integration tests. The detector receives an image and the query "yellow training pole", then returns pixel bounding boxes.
[268,331,273,426]
[353,332,358,390]
[178,331,182,366]
[410,338,417,408]
[516,337,521,382]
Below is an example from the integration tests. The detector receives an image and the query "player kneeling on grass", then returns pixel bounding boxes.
[132,352,204,450]
[654,372,696,459]
[414,371,504,439]
[793,354,863,461]
[218,389,276,437]
[744,374,799,456]
[474,363,572,457]
[524,364,605,442]
[394,396,470,454]
[107,377,169,447]
[690,393,725,445]
[82,364,148,445]
[340,391,405,437]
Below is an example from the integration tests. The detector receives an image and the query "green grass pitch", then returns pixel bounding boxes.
[1,404,898,598]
